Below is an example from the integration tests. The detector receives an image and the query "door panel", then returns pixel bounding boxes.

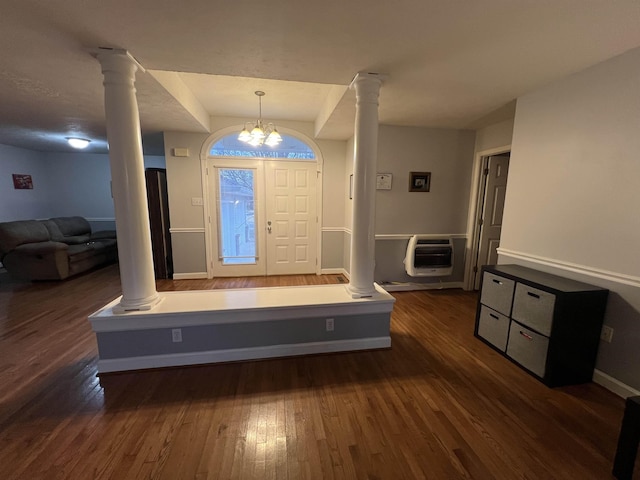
[475,154,510,289]
[265,161,317,275]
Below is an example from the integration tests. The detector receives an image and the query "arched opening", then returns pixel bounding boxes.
[200,127,323,278]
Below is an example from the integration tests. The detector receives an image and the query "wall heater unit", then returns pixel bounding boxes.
[404,236,454,277]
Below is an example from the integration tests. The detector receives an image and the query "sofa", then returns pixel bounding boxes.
[0,216,117,280]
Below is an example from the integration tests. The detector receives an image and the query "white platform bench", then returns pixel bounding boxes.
[89,283,395,373]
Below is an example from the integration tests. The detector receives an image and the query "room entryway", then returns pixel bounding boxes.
[472,153,510,289]
[206,157,318,277]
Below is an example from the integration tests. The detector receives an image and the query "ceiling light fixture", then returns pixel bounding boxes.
[238,91,282,147]
[66,137,91,149]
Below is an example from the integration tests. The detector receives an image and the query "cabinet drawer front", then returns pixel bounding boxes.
[512,284,556,336]
[480,272,515,316]
[506,321,549,378]
[477,306,510,351]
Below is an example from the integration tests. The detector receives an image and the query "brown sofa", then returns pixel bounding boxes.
[0,216,117,280]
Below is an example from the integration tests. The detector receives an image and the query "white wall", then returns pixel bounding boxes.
[0,146,165,229]
[0,144,52,221]
[500,46,640,392]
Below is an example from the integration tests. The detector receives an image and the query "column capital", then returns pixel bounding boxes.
[350,72,386,104]
[349,72,387,88]
[91,48,145,77]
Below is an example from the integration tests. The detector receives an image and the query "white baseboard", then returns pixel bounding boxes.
[97,336,391,373]
[321,268,349,277]
[172,272,208,280]
[380,281,464,292]
[593,369,640,398]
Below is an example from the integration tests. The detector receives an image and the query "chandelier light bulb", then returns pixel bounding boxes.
[238,91,279,147]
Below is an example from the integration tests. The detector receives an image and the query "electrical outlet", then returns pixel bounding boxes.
[191,197,204,206]
[600,325,614,343]
[172,328,182,343]
[326,318,334,332]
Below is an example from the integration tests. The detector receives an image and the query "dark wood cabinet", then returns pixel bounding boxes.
[475,264,609,387]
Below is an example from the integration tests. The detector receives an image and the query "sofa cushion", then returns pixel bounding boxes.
[50,216,91,237]
[90,230,117,240]
[58,235,92,245]
[0,220,51,257]
[41,219,65,241]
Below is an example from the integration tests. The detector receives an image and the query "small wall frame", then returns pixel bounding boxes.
[12,174,33,189]
[409,172,431,192]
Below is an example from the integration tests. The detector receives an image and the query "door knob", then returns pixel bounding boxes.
[267,220,272,233]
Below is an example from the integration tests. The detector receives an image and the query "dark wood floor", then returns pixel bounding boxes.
[0,264,633,479]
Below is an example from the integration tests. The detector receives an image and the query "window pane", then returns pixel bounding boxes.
[218,168,256,264]
[210,133,315,159]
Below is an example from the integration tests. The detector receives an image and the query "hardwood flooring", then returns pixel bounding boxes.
[0,264,633,479]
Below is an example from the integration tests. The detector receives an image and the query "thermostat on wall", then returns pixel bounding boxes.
[376,173,392,190]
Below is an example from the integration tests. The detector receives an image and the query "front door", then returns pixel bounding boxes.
[474,154,510,289]
[264,161,317,275]
[209,158,317,277]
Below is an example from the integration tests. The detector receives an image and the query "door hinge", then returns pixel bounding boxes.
[478,218,483,226]
[473,266,478,273]
[483,168,489,175]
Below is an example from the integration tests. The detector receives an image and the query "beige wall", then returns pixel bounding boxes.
[474,118,514,154]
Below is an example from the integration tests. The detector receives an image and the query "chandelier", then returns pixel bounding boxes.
[238,91,283,147]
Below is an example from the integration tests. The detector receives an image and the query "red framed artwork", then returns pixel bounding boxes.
[12,174,33,189]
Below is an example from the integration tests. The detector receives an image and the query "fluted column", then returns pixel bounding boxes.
[348,73,383,298]
[95,49,160,313]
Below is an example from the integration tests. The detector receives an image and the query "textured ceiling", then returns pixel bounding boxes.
[0,0,639,153]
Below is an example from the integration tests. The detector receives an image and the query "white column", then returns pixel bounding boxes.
[95,49,160,313]
[348,73,383,298]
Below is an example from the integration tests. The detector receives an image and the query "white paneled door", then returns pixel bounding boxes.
[265,161,317,275]
[210,159,317,277]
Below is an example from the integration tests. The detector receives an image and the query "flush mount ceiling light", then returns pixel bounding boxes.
[238,91,282,147]
[66,137,91,149]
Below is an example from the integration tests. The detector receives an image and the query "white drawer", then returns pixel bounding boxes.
[480,272,515,316]
[477,306,510,351]
[506,321,549,378]
[512,283,556,336]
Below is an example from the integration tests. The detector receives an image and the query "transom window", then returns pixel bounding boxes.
[210,133,316,159]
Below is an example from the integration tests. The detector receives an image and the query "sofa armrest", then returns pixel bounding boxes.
[90,230,117,241]
[13,241,69,255]
[3,241,70,280]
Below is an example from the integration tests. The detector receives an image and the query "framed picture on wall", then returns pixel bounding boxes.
[12,174,33,189]
[409,171,431,192]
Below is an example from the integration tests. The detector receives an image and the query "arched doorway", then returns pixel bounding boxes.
[201,128,323,277]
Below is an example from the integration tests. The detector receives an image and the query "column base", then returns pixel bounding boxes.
[113,293,163,314]
[346,284,376,299]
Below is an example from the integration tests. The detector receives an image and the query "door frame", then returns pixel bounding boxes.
[463,145,511,290]
[199,125,324,279]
